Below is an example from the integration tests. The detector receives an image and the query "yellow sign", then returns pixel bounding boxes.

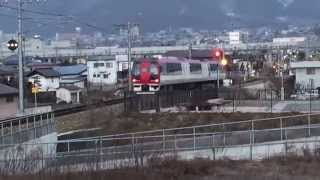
[32,86,39,94]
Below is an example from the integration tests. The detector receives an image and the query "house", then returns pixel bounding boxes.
[0,83,18,119]
[27,68,60,92]
[0,66,17,85]
[290,61,320,90]
[53,64,87,89]
[87,55,128,86]
[56,85,81,104]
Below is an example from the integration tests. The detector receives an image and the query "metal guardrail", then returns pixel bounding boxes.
[0,113,320,173]
[1,113,319,154]
[0,112,55,145]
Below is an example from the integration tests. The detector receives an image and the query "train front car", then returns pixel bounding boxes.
[132,59,160,94]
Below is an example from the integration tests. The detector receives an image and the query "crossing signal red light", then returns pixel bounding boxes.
[212,48,224,60]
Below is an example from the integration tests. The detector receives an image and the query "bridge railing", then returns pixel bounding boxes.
[2,113,319,156]
[0,112,55,145]
[0,113,320,173]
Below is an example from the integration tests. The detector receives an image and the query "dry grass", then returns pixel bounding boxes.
[2,155,320,180]
[89,112,299,135]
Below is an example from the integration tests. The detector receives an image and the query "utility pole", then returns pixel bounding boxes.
[18,0,24,114]
[188,43,192,59]
[127,22,132,92]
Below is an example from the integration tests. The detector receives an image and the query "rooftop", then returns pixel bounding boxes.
[27,68,60,78]
[53,64,87,76]
[290,61,320,69]
[0,83,18,96]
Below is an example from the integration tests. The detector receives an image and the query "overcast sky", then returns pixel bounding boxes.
[0,0,319,36]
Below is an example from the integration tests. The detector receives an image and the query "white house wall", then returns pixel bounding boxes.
[28,75,60,92]
[87,60,118,85]
[295,68,320,89]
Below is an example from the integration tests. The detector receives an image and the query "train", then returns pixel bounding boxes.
[132,57,226,93]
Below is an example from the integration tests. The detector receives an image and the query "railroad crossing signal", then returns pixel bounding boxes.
[7,39,18,51]
[32,85,39,94]
[212,48,224,60]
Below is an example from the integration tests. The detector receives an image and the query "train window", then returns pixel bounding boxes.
[150,64,158,75]
[132,63,140,76]
[94,63,104,68]
[106,62,113,68]
[209,64,218,71]
[190,63,202,74]
[166,63,182,75]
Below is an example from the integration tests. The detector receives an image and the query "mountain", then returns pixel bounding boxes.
[0,0,319,36]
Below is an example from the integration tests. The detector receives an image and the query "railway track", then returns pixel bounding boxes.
[54,98,125,117]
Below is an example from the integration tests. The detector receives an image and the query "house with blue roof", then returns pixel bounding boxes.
[53,64,87,89]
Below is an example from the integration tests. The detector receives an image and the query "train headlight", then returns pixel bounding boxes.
[154,79,159,83]
[133,79,137,83]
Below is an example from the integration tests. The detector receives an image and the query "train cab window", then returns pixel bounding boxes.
[132,63,141,76]
[190,63,202,74]
[150,64,159,75]
[166,63,182,75]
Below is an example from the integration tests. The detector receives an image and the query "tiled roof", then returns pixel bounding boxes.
[0,83,18,96]
[28,68,60,77]
[0,66,18,75]
[53,65,87,76]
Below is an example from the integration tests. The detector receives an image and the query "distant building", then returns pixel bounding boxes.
[56,85,81,104]
[273,37,306,45]
[0,66,17,85]
[0,83,18,119]
[27,68,60,92]
[228,31,249,45]
[87,55,129,86]
[290,61,320,90]
[53,64,87,89]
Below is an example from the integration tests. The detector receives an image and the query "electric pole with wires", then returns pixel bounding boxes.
[114,22,139,92]
[1,0,47,114]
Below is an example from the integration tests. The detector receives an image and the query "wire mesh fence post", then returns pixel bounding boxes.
[132,134,135,159]
[280,118,283,141]
[162,129,165,152]
[124,91,127,113]
[26,117,29,129]
[250,120,254,160]
[193,127,196,151]
[156,93,160,113]
[308,114,311,137]
[67,142,70,153]
[223,124,226,146]
[18,119,21,132]
[270,89,273,113]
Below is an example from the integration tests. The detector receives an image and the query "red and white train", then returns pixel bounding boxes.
[132,57,226,93]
